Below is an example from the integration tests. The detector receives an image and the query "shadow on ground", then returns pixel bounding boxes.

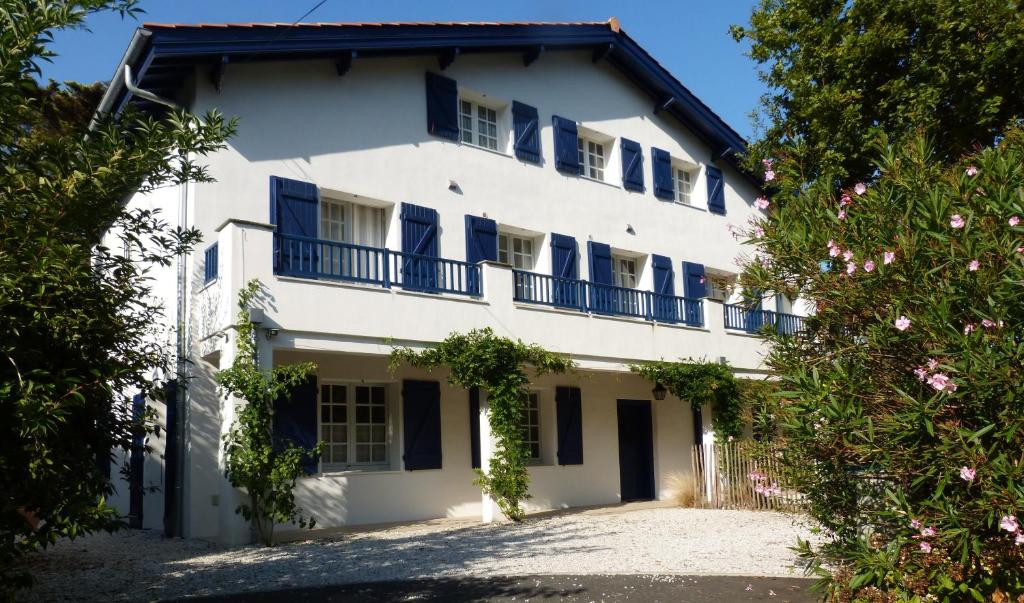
[178,575,820,603]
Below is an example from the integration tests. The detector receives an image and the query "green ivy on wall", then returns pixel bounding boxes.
[390,328,574,520]
[629,360,746,440]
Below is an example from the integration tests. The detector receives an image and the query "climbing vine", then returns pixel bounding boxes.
[390,328,574,520]
[217,279,321,545]
[629,360,746,439]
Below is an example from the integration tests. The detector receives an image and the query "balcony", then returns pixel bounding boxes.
[274,233,482,297]
[512,270,704,327]
[723,303,806,335]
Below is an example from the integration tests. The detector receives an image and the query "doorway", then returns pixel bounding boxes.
[617,399,655,501]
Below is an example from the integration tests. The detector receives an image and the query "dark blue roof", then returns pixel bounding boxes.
[107,19,751,174]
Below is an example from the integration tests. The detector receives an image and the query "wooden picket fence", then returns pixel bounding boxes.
[690,441,804,512]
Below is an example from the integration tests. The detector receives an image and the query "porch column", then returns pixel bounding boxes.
[477,391,506,523]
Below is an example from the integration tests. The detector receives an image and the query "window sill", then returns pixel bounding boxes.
[314,467,402,478]
[577,175,621,190]
[198,277,220,294]
[725,329,765,339]
[275,275,393,294]
[674,202,708,213]
[459,141,513,159]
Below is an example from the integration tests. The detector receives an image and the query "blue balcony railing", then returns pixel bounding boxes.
[723,303,806,335]
[512,270,704,327]
[274,234,481,297]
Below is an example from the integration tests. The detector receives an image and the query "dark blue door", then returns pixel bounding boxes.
[617,399,655,501]
[401,203,439,291]
[651,255,677,322]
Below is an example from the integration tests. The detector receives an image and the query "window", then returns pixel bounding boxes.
[498,233,535,270]
[705,271,735,302]
[319,198,386,279]
[577,137,606,180]
[613,255,638,289]
[520,392,540,461]
[319,383,389,469]
[460,99,498,151]
[674,167,694,205]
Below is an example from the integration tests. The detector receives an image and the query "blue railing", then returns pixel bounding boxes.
[274,234,481,297]
[723,303,805,335]
[512,270,704,326]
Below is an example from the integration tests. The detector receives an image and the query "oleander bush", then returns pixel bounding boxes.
[740,130,1024,600]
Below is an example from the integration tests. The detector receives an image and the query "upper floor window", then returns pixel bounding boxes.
[674,167,695,205]
[613,254,638,289]
[460,99,499,151]
[520,392,541,461]
[498,233,536,270]
[320,198,385,247]
[577,137,606,181]
[705,269,736,302]
[320,383,389,471]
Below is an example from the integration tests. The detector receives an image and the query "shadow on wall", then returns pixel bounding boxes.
[147,519,604,600]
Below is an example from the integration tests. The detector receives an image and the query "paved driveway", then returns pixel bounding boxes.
[17,504,818,602]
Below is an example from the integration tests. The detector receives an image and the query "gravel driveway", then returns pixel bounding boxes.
[16,506,818,602]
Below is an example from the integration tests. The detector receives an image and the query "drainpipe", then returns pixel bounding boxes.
[123,64,180,110]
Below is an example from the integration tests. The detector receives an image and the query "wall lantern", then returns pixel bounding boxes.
[652,382,668,401]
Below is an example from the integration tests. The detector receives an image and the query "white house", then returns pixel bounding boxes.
[97,18,806,544]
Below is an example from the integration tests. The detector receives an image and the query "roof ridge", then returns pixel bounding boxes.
[142,20,616,29]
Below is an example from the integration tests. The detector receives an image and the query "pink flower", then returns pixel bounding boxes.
[927,358,939,370]
[829,245,841,258]
[754,196,770,210]
[839,193,853,207]
[1010,216,1021,227]
[884,251,896,265]
[911,519,921,529]
[927,373,957,392]
[982,318,998,328]
[842,250,854,261]
[960,467,976,482]
[950,214,966,229]
[920,527,936,537]
[919,541,932,553]
[754,226,765,237]
[895,316,911,331]
[846,262,856,275]
[913,367,928,382]
[1016,533,1024,546]
[863,260,875,272]
[853,182,867,196]
[699,275,706,284]
[1018,247,1024,254]
[1000,515,1019,533]
[838,209,847,220]
[762,158,773,169]
[968,260,979,271]
[764,169,776,182]
[963,323,976,335]
[965,165,978,176]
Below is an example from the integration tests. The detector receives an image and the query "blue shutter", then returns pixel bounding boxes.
[401,203,439,291]
[651,254,678,322]
[552,115,580,175]
[512,101,541,163]
[706,166,726,214]
[273,375,319,474]
[403,380,442,470]
[620,138,644,192]
[271,176,319,277]
[587,241,614,314]
[203,243,219,284]
[682,261,706,327]
[425,72,459,141]
[464,215,497,263]
[550,233,580,309]
[651,147,674,200]
[556,386,583,465]
[469,387,481,470]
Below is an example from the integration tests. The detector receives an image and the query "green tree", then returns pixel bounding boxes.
[732,0,1024,184]
[741,131,1024,599]
[217,279,321,546]
[390,329,573,520]
[0,0,234,590]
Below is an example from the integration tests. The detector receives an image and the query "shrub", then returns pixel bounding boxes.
[742,130,1024,599]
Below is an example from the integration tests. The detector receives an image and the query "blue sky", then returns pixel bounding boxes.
[40,0,767,139]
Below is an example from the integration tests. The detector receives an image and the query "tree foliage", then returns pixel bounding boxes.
[742,131,1024,599]
[390,328,573,521]
[0,0,234,590]
[629,360,746,440]
[732,0,1024,184]
[217,280,320,546]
